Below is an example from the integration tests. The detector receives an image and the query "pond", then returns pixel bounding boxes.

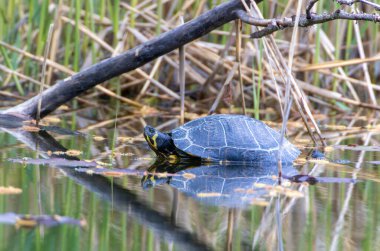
[0,113,379,251]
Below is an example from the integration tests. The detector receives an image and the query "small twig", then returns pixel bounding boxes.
[337,0,380,11]
[235,9,380,38]
[179,16,186,125]
[306,0,319,19]
[208,63,239,115]
[235,19,246,115]
[36,23,54,126]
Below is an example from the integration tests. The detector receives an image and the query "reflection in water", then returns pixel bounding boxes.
[142,161,298,208]
[141,160,355,208]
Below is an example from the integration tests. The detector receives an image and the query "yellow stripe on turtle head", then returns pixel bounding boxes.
[151,133,158,149]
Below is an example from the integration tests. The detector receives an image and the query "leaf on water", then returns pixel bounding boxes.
[65,150,82,156]
[93,135,106,141]
[294,138,310,143]
[102,171,126,177]
[335,145,380,151]
[247,189,256,194]
[269,186,304,198]
[95,161,112,167]
[250,199,269,207]
[273,185,285,192]
[323,125,347,130]
[294,158,307,165]
[22,125,40,132]
[57,105,70,111]
[196,192,223,198]
[15,218,38,228]
[117,137,135,143]
[85,170,95,175]
[268,190,277,197]
[324,162,347,168]
[324,146,334,152]
[281,180,292,187]
[42,117,61,124]
[113,151,135,157]
[52,151,66,155]
[138,157,154,160]
[23,119,39,125]
[308,159,330,164]
[234,188,246,193]
[0,213,86,228]
[9,158,99,168]
[254,183,267,188]
[283,190,304,198]
[182,173,196,179]
[119,152,135,156]
[76,167,144,178]
[0,186,22,195]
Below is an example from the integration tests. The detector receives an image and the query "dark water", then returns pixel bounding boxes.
[0,115,379,251]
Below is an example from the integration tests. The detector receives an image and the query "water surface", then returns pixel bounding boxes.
[0,114,379,251]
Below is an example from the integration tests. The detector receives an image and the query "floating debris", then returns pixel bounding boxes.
[250,199,269,207]
[22,125,40,132]
[0,186,22,195]
[41,126,85,136]
[93,135,106,141]
[9,158,99,168]
[0,212,85,228]
[75,167,145,177]
[308,159,330,164]
[42,116,61,124]
[117,136,145,143]
[334,145,380,151]
[196,192,223,198]
[65,149,82,156]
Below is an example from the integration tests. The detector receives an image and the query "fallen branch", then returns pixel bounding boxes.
[3,0,261,119]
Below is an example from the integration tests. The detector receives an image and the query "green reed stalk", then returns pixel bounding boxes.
[0,46,24,94]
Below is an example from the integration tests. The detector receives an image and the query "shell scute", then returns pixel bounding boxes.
[171,114,300,162]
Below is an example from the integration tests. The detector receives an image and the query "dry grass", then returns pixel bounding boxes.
[1,0,379,124]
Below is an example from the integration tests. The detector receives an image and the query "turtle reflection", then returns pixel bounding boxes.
[142,161,298,208]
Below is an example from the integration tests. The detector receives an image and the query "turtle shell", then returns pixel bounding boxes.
[171,114,300,162]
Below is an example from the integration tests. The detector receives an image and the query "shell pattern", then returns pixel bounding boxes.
[171,114,300,163]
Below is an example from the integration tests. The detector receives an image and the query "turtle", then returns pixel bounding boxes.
[143,114,300,163]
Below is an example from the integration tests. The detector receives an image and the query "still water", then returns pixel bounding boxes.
[0,114,379,251]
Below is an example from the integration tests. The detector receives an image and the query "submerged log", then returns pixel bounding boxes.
[4,0,262,119]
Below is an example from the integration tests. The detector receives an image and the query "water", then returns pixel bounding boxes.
[0,115,379,251]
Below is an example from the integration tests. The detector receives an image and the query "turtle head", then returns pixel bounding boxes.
[144,126,177,159]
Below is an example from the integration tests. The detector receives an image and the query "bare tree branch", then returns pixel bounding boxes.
[337,0,380,11]
[306,0,319,19]
[237,9,380,38]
